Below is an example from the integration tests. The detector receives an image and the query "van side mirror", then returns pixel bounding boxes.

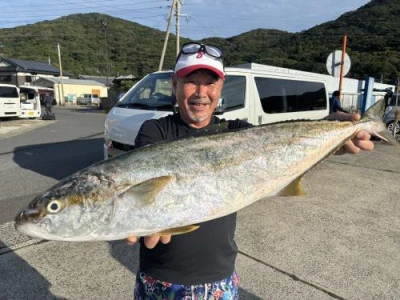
[214,98,226,115]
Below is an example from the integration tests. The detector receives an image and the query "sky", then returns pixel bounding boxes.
[0,0,371,40]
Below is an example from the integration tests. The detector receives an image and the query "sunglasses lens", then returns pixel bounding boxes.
[182,43,201,54]
[204,45,222,58]
[180,43,223,58]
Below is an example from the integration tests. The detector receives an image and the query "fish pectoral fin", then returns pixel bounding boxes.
[279,177,306,197]
[124,175,174,206]
[152,225,200,236]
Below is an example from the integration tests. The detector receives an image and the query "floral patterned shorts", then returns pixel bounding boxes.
[134,270,239,300]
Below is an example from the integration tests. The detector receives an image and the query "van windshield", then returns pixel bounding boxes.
[0,86,19,98]
[116,72,176,111]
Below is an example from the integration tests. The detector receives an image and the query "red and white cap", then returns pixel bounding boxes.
[174,52,225,79]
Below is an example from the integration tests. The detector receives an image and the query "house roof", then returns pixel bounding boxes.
[40,77,106,87]
[114,74,136,80]
[79,75,114,86]
[0,57,60,75]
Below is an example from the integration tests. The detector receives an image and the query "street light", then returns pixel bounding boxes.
[101,20,109,86]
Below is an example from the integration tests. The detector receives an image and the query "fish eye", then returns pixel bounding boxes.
[47,200,63,214]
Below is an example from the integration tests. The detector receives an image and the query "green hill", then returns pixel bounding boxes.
[0,0,398,84]
[0,13,184,78]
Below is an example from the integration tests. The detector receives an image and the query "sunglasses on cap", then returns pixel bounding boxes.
[178,42,223,59]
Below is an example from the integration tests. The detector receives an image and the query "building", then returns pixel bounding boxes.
[0,57,109,105]
[0,57,62,86]
[34,77,108,105]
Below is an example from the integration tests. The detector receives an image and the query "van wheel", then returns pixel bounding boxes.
[387,121,400,134]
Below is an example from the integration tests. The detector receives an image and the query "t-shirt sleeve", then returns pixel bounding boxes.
[134,119,165,148]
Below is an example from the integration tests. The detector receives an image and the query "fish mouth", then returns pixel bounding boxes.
[15,209,54,239]
[15,208,44,225]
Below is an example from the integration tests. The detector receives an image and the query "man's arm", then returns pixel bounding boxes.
[334,98,349,113]
[337,106,349,113]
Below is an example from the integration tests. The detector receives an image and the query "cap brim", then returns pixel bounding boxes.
[175,65,225,79]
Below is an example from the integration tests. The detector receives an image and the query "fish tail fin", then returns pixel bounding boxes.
[374,130,400,147]
[362,98,400,147]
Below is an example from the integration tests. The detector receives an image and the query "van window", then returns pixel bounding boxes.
[0,86,19,98]
[116,72,175,111]
[255,77,327,113]
[221,75,246,111]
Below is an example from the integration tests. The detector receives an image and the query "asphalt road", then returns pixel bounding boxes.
[0,105,106,224]
[0,107,399,299]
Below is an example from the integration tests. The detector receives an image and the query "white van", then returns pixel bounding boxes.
[19,86,53,119]
[0,84,21,118]
[104,63,329,158]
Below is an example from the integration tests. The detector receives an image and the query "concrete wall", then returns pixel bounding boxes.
[53,83,108,105]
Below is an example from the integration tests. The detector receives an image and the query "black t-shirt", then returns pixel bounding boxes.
[134,113,252,285]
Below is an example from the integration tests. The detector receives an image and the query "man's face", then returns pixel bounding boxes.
[172,69,224,129]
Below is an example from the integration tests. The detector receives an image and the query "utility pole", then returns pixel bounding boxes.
[176,0,181,56]
[338,34,347,99]
[101,20,109,86]
[159,0,177,71]
[57,43,65,105]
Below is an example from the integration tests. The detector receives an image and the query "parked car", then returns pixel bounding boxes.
[383,93,400,135]
[77,94,92,105]
[90,94,100,106]
[77,94,100,106]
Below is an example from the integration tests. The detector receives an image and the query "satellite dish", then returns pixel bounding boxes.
[326,50,351,77]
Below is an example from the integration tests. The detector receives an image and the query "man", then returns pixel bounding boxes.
[127,42,374,299]
[329,90,349,114]
[43,92,54,119]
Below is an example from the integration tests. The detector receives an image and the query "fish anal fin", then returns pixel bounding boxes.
[279,176,306,197]
[152,225,200,236]
[124,175,173,207]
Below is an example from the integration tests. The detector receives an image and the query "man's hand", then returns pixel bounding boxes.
[126,235,172,249]
[325,112,374,155]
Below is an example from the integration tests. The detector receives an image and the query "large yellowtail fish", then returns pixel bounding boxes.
[15,100,398,241]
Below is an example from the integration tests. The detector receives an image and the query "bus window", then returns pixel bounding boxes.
[255,77,327,113]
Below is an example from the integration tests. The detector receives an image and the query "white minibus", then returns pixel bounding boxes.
[0,84,21,118]
[104,64,330,158]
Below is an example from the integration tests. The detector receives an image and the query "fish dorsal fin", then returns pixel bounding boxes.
[123,175,173,207]
[153,225,200,236]
[363,98,385,120]
[279,176,306,197]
